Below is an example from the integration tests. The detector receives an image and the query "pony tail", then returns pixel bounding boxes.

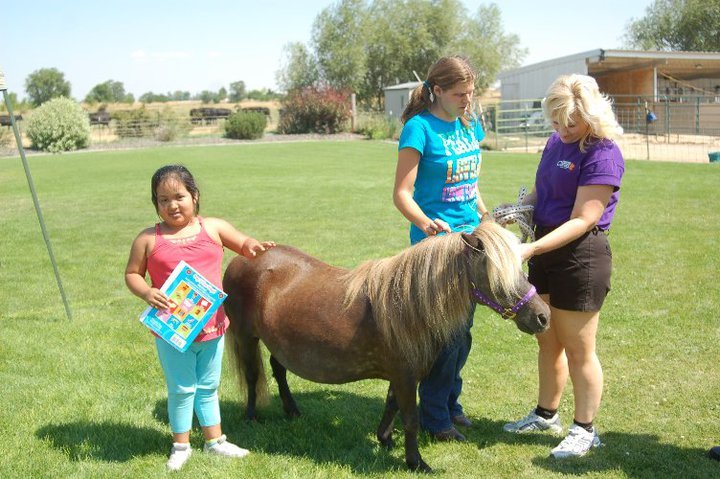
[225,324,270,407]
[401,84,432,124]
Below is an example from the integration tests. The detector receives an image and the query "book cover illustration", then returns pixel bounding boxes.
[139,260,227,352]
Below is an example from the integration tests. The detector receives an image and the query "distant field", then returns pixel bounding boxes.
[2,99,282,148]
[80,99,280,117]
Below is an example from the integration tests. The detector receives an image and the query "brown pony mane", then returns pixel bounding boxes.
[343,221,524,369]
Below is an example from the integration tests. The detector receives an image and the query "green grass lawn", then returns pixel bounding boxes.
[1,141,719,478]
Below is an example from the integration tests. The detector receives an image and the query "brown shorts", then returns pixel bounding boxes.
[528,227,612,312]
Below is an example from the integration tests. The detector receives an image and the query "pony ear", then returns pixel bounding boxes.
[461,233,485,252]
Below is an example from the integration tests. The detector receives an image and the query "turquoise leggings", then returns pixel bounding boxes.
[155,336,224,434]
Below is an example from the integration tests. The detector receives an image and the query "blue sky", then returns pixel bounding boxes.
[3,0,654,99]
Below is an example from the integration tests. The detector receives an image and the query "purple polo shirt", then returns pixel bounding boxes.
[533,133,624,230]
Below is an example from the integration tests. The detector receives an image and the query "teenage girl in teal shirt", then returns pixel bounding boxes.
[394,56,490,441]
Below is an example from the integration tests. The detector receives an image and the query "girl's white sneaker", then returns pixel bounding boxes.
[166,442,192,471]
[204,434,250,458]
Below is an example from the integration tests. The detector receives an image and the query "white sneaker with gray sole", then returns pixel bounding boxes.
[503,409,563,434]
[550,424,601,458]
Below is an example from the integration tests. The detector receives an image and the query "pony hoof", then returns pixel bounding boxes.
[407,459,432,473]
[378,437,394,450]
[286,410,301,419]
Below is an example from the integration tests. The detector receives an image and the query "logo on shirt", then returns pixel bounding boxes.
[445,154,480,183]
[556,160,576,171]
[439,129,479,157]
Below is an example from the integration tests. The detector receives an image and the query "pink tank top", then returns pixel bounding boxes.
[147,217,227,342]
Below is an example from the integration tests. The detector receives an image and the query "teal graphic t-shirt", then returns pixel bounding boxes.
[398,111,485,244]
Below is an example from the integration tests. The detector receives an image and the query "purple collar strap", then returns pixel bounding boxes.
[471,285,537,320]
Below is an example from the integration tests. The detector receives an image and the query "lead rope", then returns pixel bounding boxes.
[492,186,535,243]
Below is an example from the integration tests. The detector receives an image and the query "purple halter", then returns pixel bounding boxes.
[471,285,537,320]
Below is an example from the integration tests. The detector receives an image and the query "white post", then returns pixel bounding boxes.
[0,66,73,320]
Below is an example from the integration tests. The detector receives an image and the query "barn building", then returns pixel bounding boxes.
[498,49,720,102]
[497,49,720,134]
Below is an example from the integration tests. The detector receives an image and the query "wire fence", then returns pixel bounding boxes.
[3,96,719,163]
[482,94,720,163]
[0,109,282,157]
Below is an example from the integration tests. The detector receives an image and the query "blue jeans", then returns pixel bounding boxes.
[155,336,224,433]
[418,306,474,433]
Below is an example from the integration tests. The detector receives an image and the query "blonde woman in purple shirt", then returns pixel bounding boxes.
[503,74,624,458]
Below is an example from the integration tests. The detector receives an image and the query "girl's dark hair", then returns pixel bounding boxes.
[401,56,477,126]
[151,164,200,213]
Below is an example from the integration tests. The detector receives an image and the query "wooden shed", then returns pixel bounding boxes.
[383,81,421,119]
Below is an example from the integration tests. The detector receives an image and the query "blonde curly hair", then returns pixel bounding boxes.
[542,74,623,152]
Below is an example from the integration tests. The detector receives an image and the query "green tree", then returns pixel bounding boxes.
[228,81,247,102]
[311,0,368,94]
[283,0,526,107]
[198,90,219,104]
[24,68,71,107]
[625,0,720,51]
[218,86,227,102]
[84,80,128,104]
[169,91,191,101]
[139,92,170,103]
[276,43,319,92]
[451,3,526,90]
[247,88,282,101]
[0,92,26,112]
[362,0,462,104]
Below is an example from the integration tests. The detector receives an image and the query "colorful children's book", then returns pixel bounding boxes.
[139,260,227,352]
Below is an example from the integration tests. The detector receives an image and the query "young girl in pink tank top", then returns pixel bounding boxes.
[125,164,275,471]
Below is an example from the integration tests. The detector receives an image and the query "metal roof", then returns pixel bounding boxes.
[384,81,421,91]
[498,49,720,81]
[591,49,720,80]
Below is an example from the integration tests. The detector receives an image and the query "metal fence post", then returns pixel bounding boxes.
[494,106,498,151]
[523,104,528,153]
[0,68,73,320]
[664,96,670,143]
[647,104,651,160]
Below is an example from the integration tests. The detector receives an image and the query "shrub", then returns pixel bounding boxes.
[277,87,350,134]
[224,111,267,140]
[112,107,157,138]
[357,113,401,140]
[25,97,90,153]
[0,126,13,147]
[154,107,192,142]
